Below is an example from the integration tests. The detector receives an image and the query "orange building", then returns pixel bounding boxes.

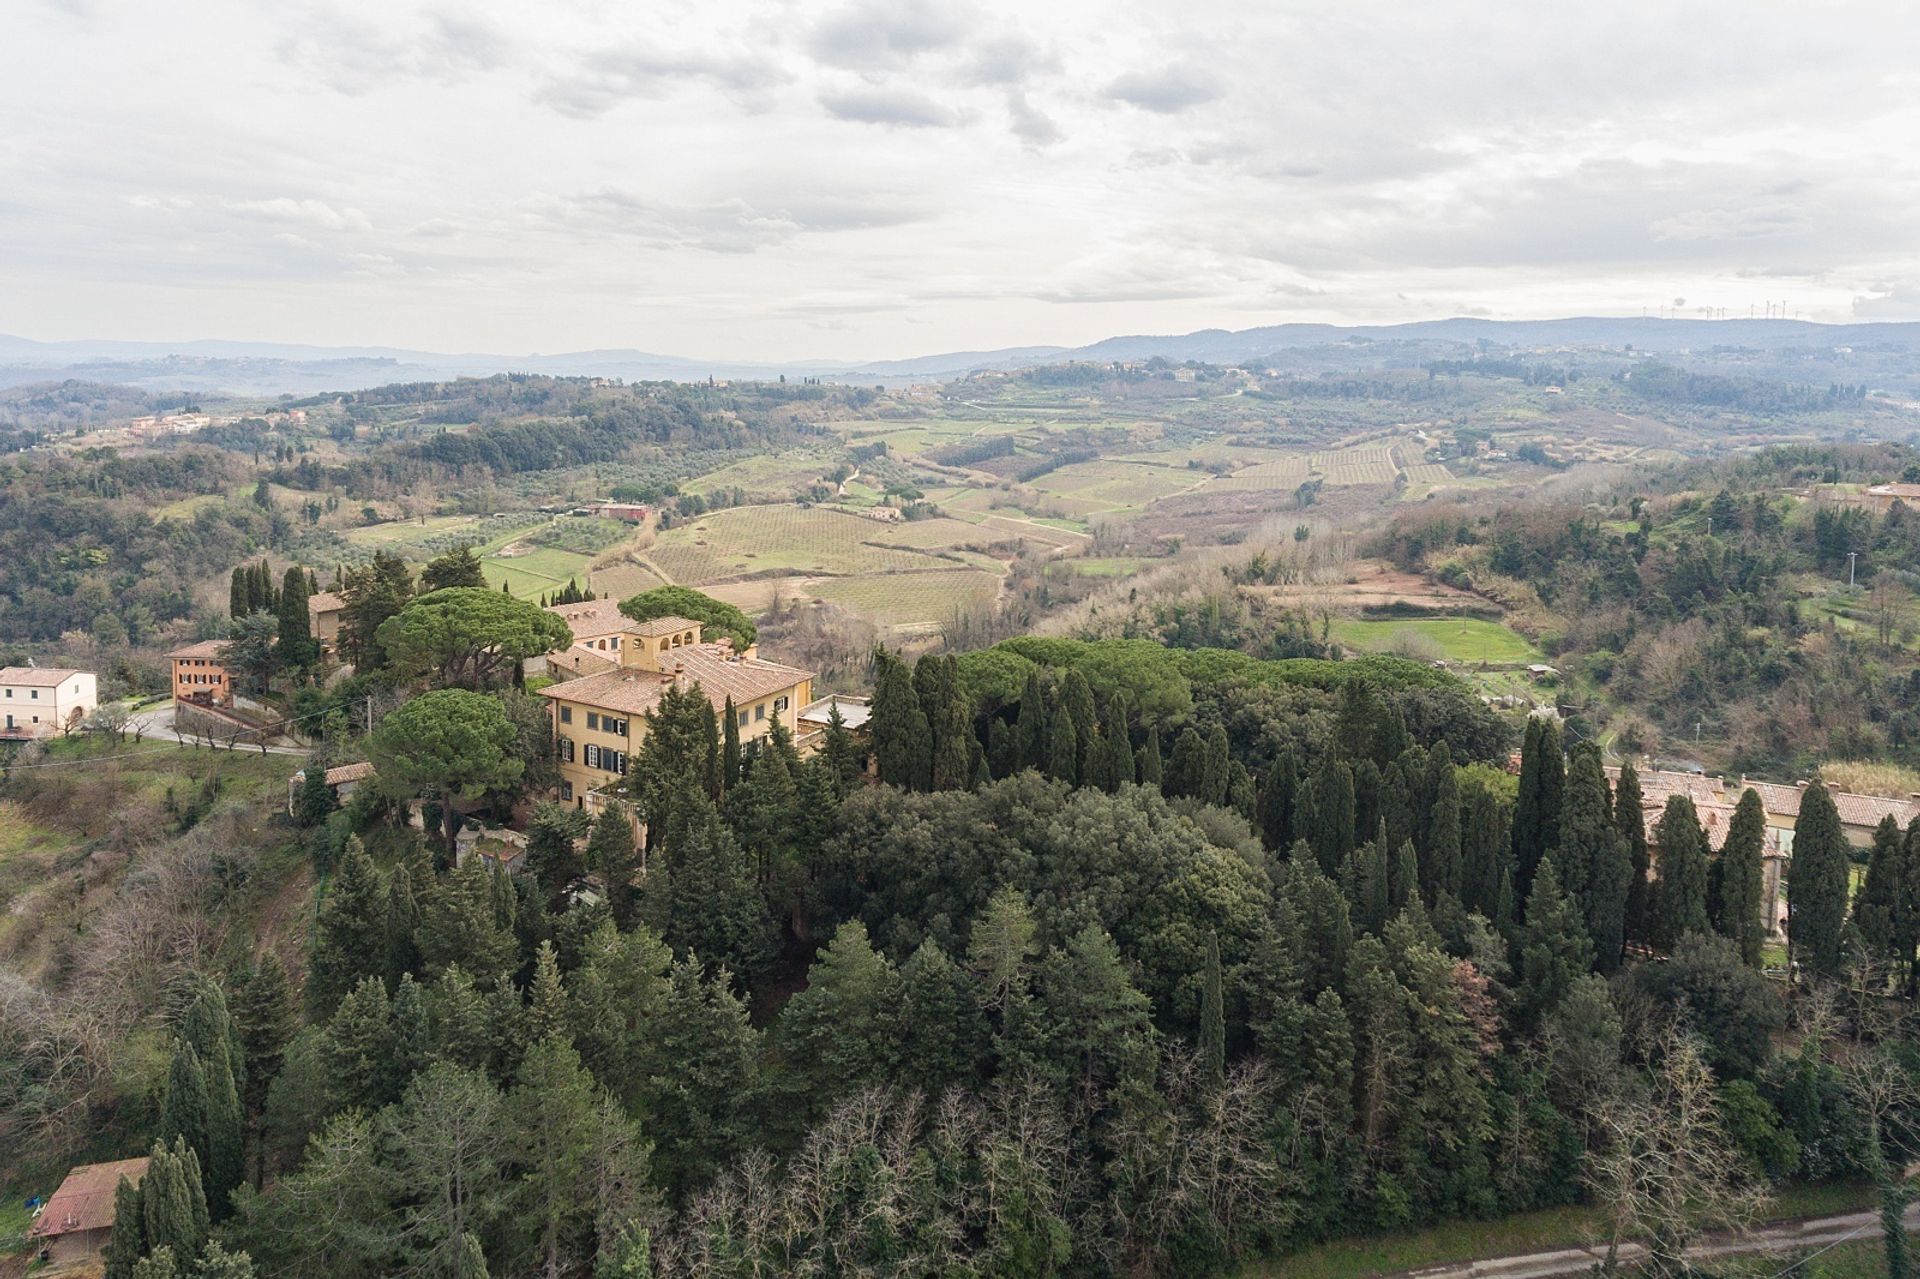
[167,639,232,707]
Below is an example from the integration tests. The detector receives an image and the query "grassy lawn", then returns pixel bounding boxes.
[649,506,956,584]
[1244,1182,1874,1279]
[1330,616,1542,664]
[1070,556,1151,577]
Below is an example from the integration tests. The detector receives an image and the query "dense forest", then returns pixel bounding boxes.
[10,555,1920,1279]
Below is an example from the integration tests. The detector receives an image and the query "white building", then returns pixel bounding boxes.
[0,666,98,738]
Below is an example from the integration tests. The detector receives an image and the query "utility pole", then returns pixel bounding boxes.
[1849,551,1858,588]
[366,694,374,737]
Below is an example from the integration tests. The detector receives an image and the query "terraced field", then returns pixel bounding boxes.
[1025,459,1202,513]
[1309,445,1398,485]
[1205,456,1313,492]
[805,569,1002,630]
[680,451,839,497]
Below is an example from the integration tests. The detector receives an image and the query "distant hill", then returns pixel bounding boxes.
[5,316,1919,396]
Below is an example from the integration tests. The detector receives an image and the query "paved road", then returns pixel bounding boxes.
[126,701,307,757]
[1394,1203,1914,1278]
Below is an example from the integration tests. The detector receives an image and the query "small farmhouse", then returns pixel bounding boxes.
[167,639,232,708]
[29,1155,148,1266]
[0,665,97,738]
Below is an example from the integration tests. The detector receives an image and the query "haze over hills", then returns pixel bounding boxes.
[4,316,1920,396]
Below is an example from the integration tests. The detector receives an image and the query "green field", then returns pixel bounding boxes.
[1069,556,1151,577]
[650,506,958,584]
[804,569,1002,629]
[1329,616,1542,664]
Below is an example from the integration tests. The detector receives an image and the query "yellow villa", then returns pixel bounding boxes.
[538,614,813,814]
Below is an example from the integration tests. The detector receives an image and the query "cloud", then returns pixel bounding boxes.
[519,187,929,254]
[224,197,372,233]
[1006,90,1062,147]
[961,34,1058,87]
[275,8,517,93]
[807,0,972,71]
[1106,64,1220,114]
[537,46,785,117]
[819,86,962,128]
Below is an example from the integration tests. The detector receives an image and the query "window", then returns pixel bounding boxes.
[558,737,574,763]
[584,744,601,768]
[773,695,789,713]
[587,712,600,731]
[737,709,749,727]
[560,706,572,724]
[755,703,765,722]
[561,782,574,802]
[29,690,37,700]
[608,750,627,774]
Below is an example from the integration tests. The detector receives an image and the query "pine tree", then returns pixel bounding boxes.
[1517,857,1593,1028]
[1199,929,1225,1088]
[896,939,988,1094]
[1652,795,1711,950]
[1511,717,1564,900]
[1615,762,1654,947]
[767,921,900,1139]
[307,837,388,1018]
[525,941,570,1046]
[1790,781,1851,979]
[1717,789,1768,968]
[587,803,642,927]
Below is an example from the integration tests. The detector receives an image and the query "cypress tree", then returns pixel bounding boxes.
[1349,840,1391,936]
[929,656,973,792]
[1561,742,1631,971]
[587,802,642,927]
[1202,725,1231,806]
[1015,670,1049,772]
[1389,840,1420,915]
[103,1175,145,1279]
[1718,788,1769,967]
[1259,746,1298,852]
[141,1139,208,1264]
[1511,716,1563,900]
[1047,710,1080,787]
[870,650,931,791]
[1652,795,1710,950]
[179,985,244,1213]
[1137,726,1164,790]
[1059,668,1098,780]
[1615,762,1653,947]
[277,566,315,668]
[1790,780,1851,980]
[1461,781,1511,917]
[1902,817,1920,997]
[229,568,248,620]
[896,939,988,1094]
[1309,758,1356,875]
[1199,930,1225,1088]
[1424,750,1463,903]
[720,696,741,794]
[159,1042,212,1188]
[294,765,333,828]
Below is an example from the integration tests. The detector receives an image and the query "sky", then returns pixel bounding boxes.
[6,0,1920,362]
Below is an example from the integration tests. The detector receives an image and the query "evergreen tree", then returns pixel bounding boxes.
[179,984,244,1213]
[587,803,642,928]
[103,1175,145,1279]
[293,764,333,829]
[1562,742,1631,971]
[1423,743,1463,902]
[1717,789,1769,968]
[870,650,931,790]
[1199,930,1225,1088]
[651,802,776,986]
[159,1042,213,1194]
[524,802,591,904]
[1790,781,1851,980]
[896,939,988,1094]
[276,566,316,668]
[417,857,520,986]
[1137,725,1164,789]
[307,837,387,1018]
[141,1139,209,1265]
[766,921,900,1139]
[1258,746,1298,852]
[1461,781,1511,918]
[1015,670,1050,773]
[1517,857,1593,1028]
[1511,716,1564,900]
[1059,668,1098,780]
[229,567,249,621]
[925,655,974,792]
[1202,725,1232,807]
[819,702,863,797]
[420,544,488,592]
[1308,758,1357,875]
[1048,711,1080,787]
[1615,762,1654,947]
[1652,795,1711,950]
[720,696,741,793]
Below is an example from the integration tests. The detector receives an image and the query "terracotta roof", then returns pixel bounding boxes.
[542,643,811,717]
[1609,767,1920,836]
[296,762,376,787]
[307,590,346,614]
[540,667,673,716]
[549,644,621,677]
[31,1157,149,1238]
[0,666,87,687]
[166,639,226,660]
[546,598,629,641]
[668,644,809,708]
[629,615,701,638]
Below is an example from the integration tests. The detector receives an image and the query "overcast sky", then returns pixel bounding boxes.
[6,0,1920,361]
